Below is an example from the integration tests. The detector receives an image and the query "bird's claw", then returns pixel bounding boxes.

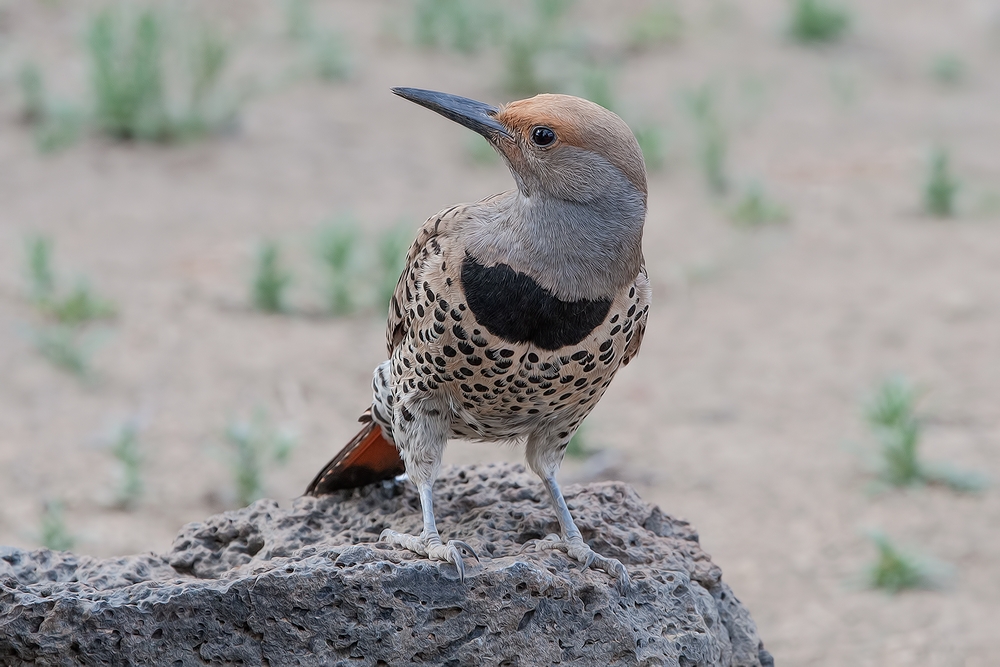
[450,540,480,562]
[378,529,475,582]
[536,536,632,590]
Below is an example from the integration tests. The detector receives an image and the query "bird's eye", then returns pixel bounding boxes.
[530,126,556,147]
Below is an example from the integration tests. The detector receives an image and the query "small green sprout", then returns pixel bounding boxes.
[685,85,728,194]
[316,218,360,315]
[930,54,965,85]
[224,411,297,507]
[864,377,987,492]
[25,235,56,305]
[626,1,683,51]
[107,419,144,509]
[413,0,501,54]
[788,0,851,44]
[865,532,946,594]
[40,500,75,551]
[32,325,96,378]
[252,241,292,313]
[46,282,117,326]
[730,184,789,227]
[88,6,237,142]
[312,31,351,81]
[18,62,47,123]
[376,226,412,308]
[924,148,959,218]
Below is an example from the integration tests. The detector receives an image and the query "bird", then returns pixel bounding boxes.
[307,87,649,586]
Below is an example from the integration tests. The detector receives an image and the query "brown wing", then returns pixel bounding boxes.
[305,412,405,495]
[308,195,512,495]
[385,194,507,355]
[621,264,650,366]
[386,205,458,354]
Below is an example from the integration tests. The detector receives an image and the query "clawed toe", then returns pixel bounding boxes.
[450,540,480,562]
[377,530,476,583]
[537,537,631,589]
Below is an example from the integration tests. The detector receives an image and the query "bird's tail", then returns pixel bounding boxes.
[305,412,405,495]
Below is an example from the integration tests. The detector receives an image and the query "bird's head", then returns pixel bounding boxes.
[392,87,647,209]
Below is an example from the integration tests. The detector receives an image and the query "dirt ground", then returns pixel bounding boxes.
[1,1,999,664]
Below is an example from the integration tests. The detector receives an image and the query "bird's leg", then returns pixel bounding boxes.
[380,480,478,581]
[525,434,631,588]
[379,398,477,581]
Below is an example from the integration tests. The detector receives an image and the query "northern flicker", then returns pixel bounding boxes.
[307,87,649,586]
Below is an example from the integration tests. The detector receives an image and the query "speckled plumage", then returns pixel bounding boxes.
[372,195,649,450]
[308,88,651,585]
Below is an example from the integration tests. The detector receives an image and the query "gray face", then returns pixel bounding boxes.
[484,139,646,302]
[390,87,648,302]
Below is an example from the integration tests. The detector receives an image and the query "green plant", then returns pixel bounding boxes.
[316,218,360,315]
[788,0,850,44]
[88,6,236,142]
[252,241,292,313]
[634,125,666,172]
[500,0,574,96]
[930,54,964,85]
[31,325,96,378]
[864,377,987,492]
[285,0,313,41]
[626,1,683,51]
[312,31,351,81]
[376,226,412,308]
[107,419,143,509]
[865,532,944,594]
[18,63,84,153]
[18,62,46,123]
[685,85,728,194]
[40,500,75,551]
[25,235,55,304]
[730,184,789,227]
[46,282,117,325]
[24,236,116,324]
[89,8,168,140]
[413,0,501,54]
[34,105,85,153]
[924,148,959,218]
[224,411,296,506]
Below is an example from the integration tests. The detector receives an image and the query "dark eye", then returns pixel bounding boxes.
[530,126,556,147]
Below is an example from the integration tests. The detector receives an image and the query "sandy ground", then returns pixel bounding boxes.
[1,1,999,664]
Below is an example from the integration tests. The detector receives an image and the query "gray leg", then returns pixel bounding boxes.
[525,432,631,588]
[378,394,477,580]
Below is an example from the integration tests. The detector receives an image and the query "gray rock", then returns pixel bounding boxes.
[0,464,773,666]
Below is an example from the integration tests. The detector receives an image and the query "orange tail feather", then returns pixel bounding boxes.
[306,417,405,495]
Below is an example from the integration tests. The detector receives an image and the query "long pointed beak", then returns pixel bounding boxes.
[392,87,512,141]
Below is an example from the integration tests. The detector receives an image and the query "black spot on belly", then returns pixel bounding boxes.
[460,255,612,351]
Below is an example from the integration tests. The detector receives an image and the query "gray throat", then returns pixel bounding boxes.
[464,188,646,303]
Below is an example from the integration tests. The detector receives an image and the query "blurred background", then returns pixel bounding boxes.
[1,0,999,663]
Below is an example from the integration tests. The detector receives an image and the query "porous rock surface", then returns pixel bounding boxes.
[0,464,773,666]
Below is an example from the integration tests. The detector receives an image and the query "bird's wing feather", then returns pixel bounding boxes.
[621,264,650,366]
[386,204,461,354]
[386,194,506,355]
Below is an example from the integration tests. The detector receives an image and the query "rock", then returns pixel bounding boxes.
[0,464,773,666]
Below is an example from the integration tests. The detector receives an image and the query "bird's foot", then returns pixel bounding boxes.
[378,529,479,582]
[524,533,631,590]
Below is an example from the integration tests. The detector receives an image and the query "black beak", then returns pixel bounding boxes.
[392,87,512,141]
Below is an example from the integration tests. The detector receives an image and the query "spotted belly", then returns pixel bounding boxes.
[385,263,648,444]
